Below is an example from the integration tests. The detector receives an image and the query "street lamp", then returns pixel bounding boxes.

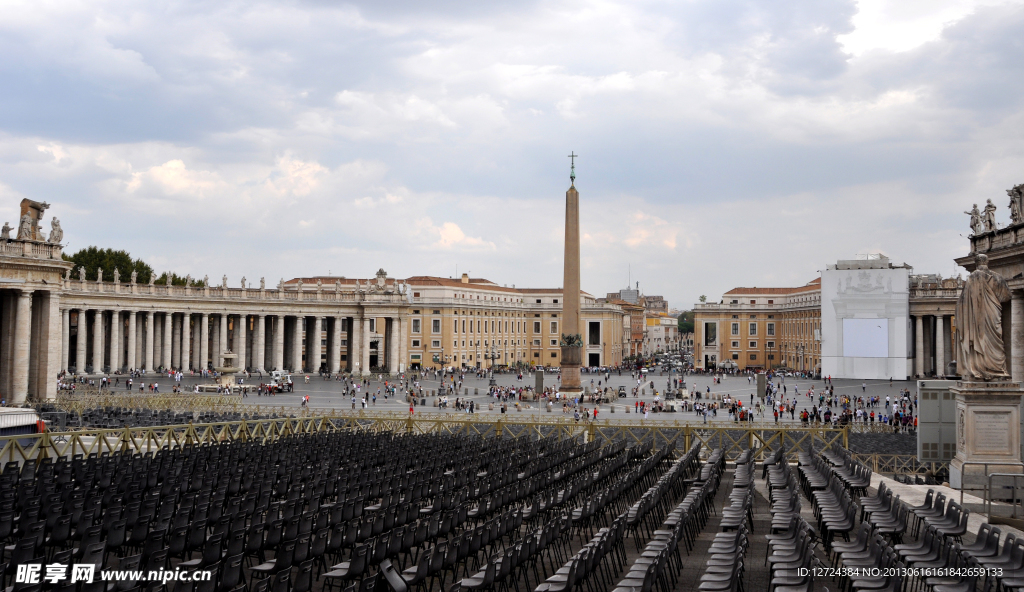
[487,344,499,386]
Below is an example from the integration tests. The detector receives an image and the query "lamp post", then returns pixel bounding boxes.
[488,344,499,386]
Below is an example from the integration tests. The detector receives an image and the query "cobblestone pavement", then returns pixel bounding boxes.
[94,371,922,426]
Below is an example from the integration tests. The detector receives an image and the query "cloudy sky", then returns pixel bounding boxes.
[2,0,1023,308]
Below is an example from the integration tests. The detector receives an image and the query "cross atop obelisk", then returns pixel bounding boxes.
[561,152,583,394]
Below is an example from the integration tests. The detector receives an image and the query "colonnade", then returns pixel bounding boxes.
[61,308,406,375]
[912,313,953,378]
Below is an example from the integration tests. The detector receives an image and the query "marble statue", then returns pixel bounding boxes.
[222,275,228,288]
[17,214,32,240]
[113,268,119,283]
[47,218,62,244]
[1,222,10,240]
[956,253,1012,381]
[241,277,246,289]
[335,279,341,293]
[78,266,86,281]
[97,268,103,283]
[64,269,71,281]
[317,279,322,290]
[148,274,155,286]
[965,204,984,235]
[131,270,137,284]
[185,274,192,285]
[203,275,208,287]
[1009,184,1024,225]
[983,199,998,232]
[260,277,265,290]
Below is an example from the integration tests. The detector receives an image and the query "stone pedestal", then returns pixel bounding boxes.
[560,345,582,394]
[949,381,1024,494]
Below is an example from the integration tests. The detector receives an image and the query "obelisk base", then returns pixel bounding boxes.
[948,381,1024,497]
[560,345,583,394]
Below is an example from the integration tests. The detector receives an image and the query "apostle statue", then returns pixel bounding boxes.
[47,218,63,244]
[113,268,120,283]
[1009,184,1024,225]
[965,204,984,235]
[131,270,138,284]
[79,266,86,281]
[222,275,228,288]
[1,222,11,240]
[241,276,246,289]
[97,268,103,283]
[260,277,265,290]
[956,253,1012,381]
[17,214,32,240]
[983,199,998,232]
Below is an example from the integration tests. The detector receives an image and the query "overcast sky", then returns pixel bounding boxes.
[2,0,1022,308]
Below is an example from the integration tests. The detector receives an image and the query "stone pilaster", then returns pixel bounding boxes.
[349,315,361,374]
[162,312,172,370]
[40,291,61,400]
[181,313,191,371]
[12,290,32,403]
[330,316,342,374]
[199,313,209,371]
[144,311,154,372]
[256,315,266,372]
[397,316,407,373]
[936,315,945,378]
[219,313,228,367]
[75,309,87,374]
[127,311,137,371]
[388,317,399,374]
[61,308,70,372]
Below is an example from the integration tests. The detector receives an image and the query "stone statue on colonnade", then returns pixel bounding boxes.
[47,217,62,244]
[983,199,998,232]
[956,253,1012,381]
[965,204,983,235]
[1009,184,1024,225]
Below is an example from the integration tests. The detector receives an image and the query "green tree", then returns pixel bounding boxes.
[63,247,154,283]
[677,310,694,334]
[699,295,706,303]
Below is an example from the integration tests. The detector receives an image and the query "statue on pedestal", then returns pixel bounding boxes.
[97,268,103,283]
[17,214,32,240]
[47,218,62,244]
[78,266,86,281]
[64,269,71,281]
[965,204,984,235]
[241,277,246,289]
[1009,184,1024,225]
[956,253,1012,380]
[222,275,228,288]
[1,222,11,240]
[113,269,120,283]
[260,277,265,290]
[983,199,998,232]
[131,270,137,284]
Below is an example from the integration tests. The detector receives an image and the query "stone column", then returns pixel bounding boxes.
[330,317,342,374]
[12,290,32,403]
[361,316,371,375]
[398,316,407,373]
[153,315,162,370]
[237,314,247,371]
[1013,291,1024,384]
[273,315,285,371]
[162,312,172,370]
[350,315,361,374]
[61,308,70,372]
[144,311,154,372]
[200,313,209,371]
[388,317,400,374]
[127,311,137,371]
[181,313,191,371]
[39,292,61,400]
[110,311,120,372]
[309,316,322,372]
[292,316,304,372]
[171,314,180,369]
[75,309,87,374]
[915,315,924,378]
[256,315,266,372]
[935,315,945,378]
[219,314,228,366]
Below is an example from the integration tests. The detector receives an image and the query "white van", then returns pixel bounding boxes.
[270,371,294,392]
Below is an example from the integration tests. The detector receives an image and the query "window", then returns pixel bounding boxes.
[432,319,441,333]
[536,299,541,303]
[767,300,773,304]
[533,352,540,358]
[731,341,739,348]
[749,323,757,336]
[462,320,466,333]
[730,299,738,304]
[767,341,775,348]
[767,322,775,336]
[412,319,421,333]
[749,353,757,361]
[321,339,326,346]
[731,323,739,336]
[369,319,375,332]
[550,321,558,334]
[533,321,541,333]
[432,310,440,314]
[413,292,420,298]
[704,323,716,346]
[550,339,557,346]
[431,340,441,348]
[588,321,600,346]
[412,339,420,347]
[550,352,557,358]
[533,339,541,346]
[749,341,757,348]
[750,300,755,304]
[553,299,558,303]
[749,314,756,319]
[732,353,739,360]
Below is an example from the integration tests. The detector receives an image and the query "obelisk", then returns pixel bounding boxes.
[560,154,583,394]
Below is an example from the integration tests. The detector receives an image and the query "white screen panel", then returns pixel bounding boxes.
[843,318,888,358]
